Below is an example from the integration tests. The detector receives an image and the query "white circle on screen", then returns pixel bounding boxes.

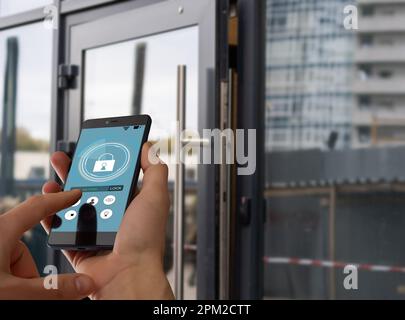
[65,210,77,221]
[103,195,116,205]
[100,209,113,220]
[86,196,99,206]
[72,199,81,207]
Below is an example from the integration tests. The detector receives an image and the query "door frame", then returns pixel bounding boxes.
[59,0,222,299]
[232,0,265,299]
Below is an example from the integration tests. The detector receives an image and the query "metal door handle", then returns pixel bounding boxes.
[174,65,186,300]
[181,138,210,146]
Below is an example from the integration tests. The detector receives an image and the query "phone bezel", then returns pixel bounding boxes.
[48,115,151,250]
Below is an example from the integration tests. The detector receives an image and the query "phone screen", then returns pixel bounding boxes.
[49,123,146,247]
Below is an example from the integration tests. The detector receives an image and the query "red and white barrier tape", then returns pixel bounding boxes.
[263,256,405,274]
[172,247,405,274]
[184,244,197,251]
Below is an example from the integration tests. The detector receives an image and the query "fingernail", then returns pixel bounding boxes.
[70,189,82,195]
[75,276,93,294]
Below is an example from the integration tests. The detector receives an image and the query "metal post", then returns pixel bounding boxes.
[132,42,147,115]
[328,186,336,300]
[1,37,18,197]
[174,65,186,299]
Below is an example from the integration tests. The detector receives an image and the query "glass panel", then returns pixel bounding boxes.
[335,189,405,299]
[265,193,331,299]
[265,0,405,299]
[0,23,53,270]
[0,0,52,17]
[83,26,199,299]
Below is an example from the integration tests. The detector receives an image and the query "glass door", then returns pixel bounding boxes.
[62,0,220,299]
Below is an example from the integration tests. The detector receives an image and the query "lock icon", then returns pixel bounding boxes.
[93,153,115,172]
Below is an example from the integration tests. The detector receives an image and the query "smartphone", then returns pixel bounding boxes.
[48,115,151,250]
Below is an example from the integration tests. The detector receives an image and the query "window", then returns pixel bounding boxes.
[271,16,286,28]
[362,5,375,17]
[0,23,53,269]
[381,8,395,16]
[359,65,372,80]
[359,96,371,108]
[360,35,373,48]
[271,131,287,143]
[358,127,371,143]
[379,70,393,79]
[380,37,394,46]
[379,98,395,109]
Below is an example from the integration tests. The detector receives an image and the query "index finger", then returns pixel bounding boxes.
[1,189,81,240]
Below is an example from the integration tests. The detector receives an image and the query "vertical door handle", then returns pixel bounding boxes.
[174,65,186,300]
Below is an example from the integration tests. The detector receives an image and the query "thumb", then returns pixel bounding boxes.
[8,274,95,300]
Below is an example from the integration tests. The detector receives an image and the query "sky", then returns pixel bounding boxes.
[84,26,199,141]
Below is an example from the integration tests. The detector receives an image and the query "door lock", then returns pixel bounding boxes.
[240,197,251,226]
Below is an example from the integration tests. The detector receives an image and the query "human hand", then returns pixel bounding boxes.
[42,143,174,300]
[0,190,95,299]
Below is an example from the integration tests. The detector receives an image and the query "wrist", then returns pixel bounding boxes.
[91,263,174,300]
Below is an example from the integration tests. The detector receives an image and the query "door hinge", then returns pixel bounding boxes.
[58,64,79,89]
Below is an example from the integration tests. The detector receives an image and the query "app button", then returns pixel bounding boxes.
[103,195,116,205]
[100,209,113,220]
[72,199,81,207]
[65,210,77,220]
[87,196,99,206]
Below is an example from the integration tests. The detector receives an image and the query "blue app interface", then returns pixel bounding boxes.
[52,125,145,233]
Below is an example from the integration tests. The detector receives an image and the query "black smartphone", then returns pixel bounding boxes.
[48,115,151,250]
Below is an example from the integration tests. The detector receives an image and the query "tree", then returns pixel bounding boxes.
[13,127,49,152]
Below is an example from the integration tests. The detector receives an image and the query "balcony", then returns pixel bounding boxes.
[355,46,405,63]
[353,79,405,94]
[353,110,405,125]
[358,0,405,4]
[358,16,405,33]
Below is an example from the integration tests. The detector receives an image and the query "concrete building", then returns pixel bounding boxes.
[266,0,355,151]
[354,0,405,147]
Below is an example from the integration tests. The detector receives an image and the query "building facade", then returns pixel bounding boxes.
[266,0,355,151]
[354,0,405,147]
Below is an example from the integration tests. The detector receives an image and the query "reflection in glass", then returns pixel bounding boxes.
[0,23,53,269]
[0,0,52,17]
[84,26,199,298]
[84,27,199,140]
[265,194,330,299]
[266,0,354,152]
[265,0,405,300]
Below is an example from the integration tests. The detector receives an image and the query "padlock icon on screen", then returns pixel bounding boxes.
[93,153,115,172]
